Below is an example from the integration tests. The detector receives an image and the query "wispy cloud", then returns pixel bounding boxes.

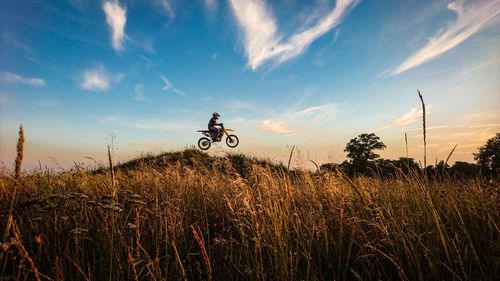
[296,103,338,121]
[454,57,500,77]
[103,0,127,51]
[81,66,123,91]
[230,117,245,124]
[158,0,176,25]
[229,0,359,70]
[134,84,146,101]
[1,32,35,55]
[257,119,296,135]
[257,103,338,134]
[0,72,45,86]
[173,89,186,96]
[393,0,500,75]
[406,125,449,132]
[159,75,186,95]
[140,55,154,70]
[159,75,172,90]
[374,105,433,131]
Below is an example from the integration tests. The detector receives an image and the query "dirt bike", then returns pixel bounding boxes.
[197,124,239,150]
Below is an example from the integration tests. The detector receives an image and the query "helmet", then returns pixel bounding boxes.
[212,112,220,119]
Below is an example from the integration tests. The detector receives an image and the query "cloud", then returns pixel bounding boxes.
[173,89,186,96]
[1,32,35,55]
[0,72,45,86]
[393,0,500,75]
[81,66,123,91]
[159,75,172,90]
[134,84,146,101]
[257,103,338,134]
[455,57,500,77]
[140,55,154,70]
[159,75,186,95]
[374,105,433,131]
[212,53,217,60]
[230,117,245,124]
[406,125,449,132]
[296,103,338,121]
[229,0,359,70]
[158,0,175,25]
[103,0,127,51]
[257,119,296,134]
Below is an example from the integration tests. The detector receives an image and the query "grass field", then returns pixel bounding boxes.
[1,148,499,280]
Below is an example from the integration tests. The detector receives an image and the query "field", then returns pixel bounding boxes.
[1,148,499,281]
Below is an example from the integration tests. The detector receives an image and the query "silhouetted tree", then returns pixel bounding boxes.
[344,133,386,175]
[450,161,480,178]
[320,163,340,172]
[345,133,386,162]
[474,133,500,177]
[369,157,421,178]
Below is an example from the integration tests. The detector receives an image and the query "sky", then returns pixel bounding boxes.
[0,0,499,170]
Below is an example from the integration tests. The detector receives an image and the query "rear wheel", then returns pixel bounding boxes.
[198,137,211,150]
[226,135,239,148]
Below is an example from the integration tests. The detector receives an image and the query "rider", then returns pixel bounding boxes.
[208,112,222,140]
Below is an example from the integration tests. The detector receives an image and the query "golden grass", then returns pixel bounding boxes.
[0,150,499,280]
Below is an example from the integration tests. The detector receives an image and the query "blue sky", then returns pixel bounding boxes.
[1,0,499,169]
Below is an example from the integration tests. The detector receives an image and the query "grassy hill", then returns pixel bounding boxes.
[1,149,499,280]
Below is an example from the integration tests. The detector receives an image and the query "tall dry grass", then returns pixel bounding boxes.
[0,149,499,280]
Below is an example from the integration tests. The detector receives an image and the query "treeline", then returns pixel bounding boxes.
[320,132,499,179]
[321,158,480,179]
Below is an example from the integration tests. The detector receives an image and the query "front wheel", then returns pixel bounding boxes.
[198,137,211,150]
[226,135,239,148]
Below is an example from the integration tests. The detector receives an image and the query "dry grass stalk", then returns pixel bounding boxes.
[107,145,116,195]
[311,160,320,172]
[66,255,91,281]
[15,124,24,180]
[445,144,457,166]
[417,90,426,169]
[128,252,139,281]
[404,132,408,156]
[3,124,25,244]
[191,225,212,281]
[171,241,187,281]
[12,222,48,281]
[287,145,295,170]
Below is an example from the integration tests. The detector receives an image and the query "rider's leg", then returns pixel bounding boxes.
[209,127,217,139]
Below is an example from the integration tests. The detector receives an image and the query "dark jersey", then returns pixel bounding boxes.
[208,117,219,129]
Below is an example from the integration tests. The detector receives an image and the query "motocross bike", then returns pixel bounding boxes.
[197,123,239,150]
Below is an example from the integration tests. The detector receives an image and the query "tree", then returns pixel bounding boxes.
[474,133,500,177]
[345,133,386,162]
[450,161,479,178]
